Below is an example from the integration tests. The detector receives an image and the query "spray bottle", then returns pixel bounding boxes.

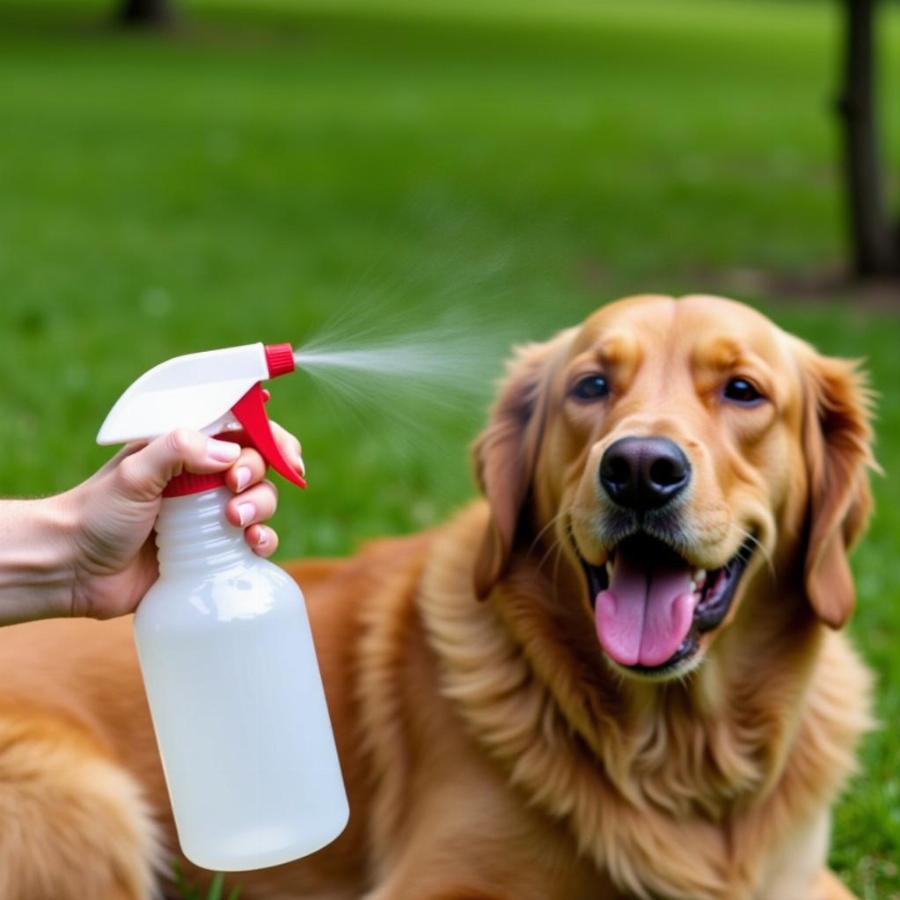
[98,343,348,872]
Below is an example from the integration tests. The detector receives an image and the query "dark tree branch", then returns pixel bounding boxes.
[836,0,898,277]
[118,0,176,28]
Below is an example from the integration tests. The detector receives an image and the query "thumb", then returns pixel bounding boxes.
[114,430,241,502]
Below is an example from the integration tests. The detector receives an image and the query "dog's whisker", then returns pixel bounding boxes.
[527,510,569,560]
[736,527,775,579]
[535,534,565,579]
[550,538,568,602]
[534,513,576,581]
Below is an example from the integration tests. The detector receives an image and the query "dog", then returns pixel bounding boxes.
[0,294,875,899]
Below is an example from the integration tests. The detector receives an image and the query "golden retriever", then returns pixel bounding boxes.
[0,294,875,900]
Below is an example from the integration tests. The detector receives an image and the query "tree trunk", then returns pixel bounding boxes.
[118,0,176,28]
[836,0,898,277]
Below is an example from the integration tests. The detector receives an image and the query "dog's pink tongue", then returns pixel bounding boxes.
[595,553,697,668]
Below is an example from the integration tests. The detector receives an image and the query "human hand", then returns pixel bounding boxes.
[59,425,304,620]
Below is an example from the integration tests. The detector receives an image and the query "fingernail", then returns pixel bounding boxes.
[256,528,269,547]
[235,466,251,491]
[237,502,256,526]
[208,439,240,463]
[288,443,305,475]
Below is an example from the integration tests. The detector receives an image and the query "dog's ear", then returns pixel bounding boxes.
[798,347,875,628]
[471,337,562,599]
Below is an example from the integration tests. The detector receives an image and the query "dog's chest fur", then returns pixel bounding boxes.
[377,504,873,900]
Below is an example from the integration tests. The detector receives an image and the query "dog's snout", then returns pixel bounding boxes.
[599,436,691,511]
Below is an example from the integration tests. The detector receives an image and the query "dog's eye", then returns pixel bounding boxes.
[571,374,610,401]
[723,377,764,405]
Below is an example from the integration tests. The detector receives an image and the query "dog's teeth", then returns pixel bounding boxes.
[694,568,706,587]
[605,562,613,579]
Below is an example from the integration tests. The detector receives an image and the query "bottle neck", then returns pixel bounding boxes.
[155,488,252,577]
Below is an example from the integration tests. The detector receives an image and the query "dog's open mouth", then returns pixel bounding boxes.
[582,533,754,675]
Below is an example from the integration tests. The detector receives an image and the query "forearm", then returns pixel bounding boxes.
[0,497,75,625]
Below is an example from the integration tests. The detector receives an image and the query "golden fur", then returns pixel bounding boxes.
[0,295,875,899]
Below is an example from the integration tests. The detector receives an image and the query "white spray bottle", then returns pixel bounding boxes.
[98,343,348,872]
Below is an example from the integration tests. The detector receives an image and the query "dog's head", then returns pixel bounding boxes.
[473,294,874,681]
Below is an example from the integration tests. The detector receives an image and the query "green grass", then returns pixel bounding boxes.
[173,863,242,900]
[0,0,898,895]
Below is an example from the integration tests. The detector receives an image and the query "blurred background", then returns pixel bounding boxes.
[1,0,898,894]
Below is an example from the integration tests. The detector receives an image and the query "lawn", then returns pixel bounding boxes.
[0,0,898,894]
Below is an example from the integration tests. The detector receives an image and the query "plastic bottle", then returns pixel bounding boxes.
[97,343,349,871]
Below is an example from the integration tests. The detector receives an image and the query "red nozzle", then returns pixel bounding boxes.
[156,343,302,499]
[231,383,306,488]
[265,343,295,378]
[163,344,303,498]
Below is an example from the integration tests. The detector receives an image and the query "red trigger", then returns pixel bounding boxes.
[231,383,306,488]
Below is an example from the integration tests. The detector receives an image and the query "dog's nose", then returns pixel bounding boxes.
[599,436,691,510]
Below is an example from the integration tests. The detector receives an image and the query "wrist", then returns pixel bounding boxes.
[0,494,79,625]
